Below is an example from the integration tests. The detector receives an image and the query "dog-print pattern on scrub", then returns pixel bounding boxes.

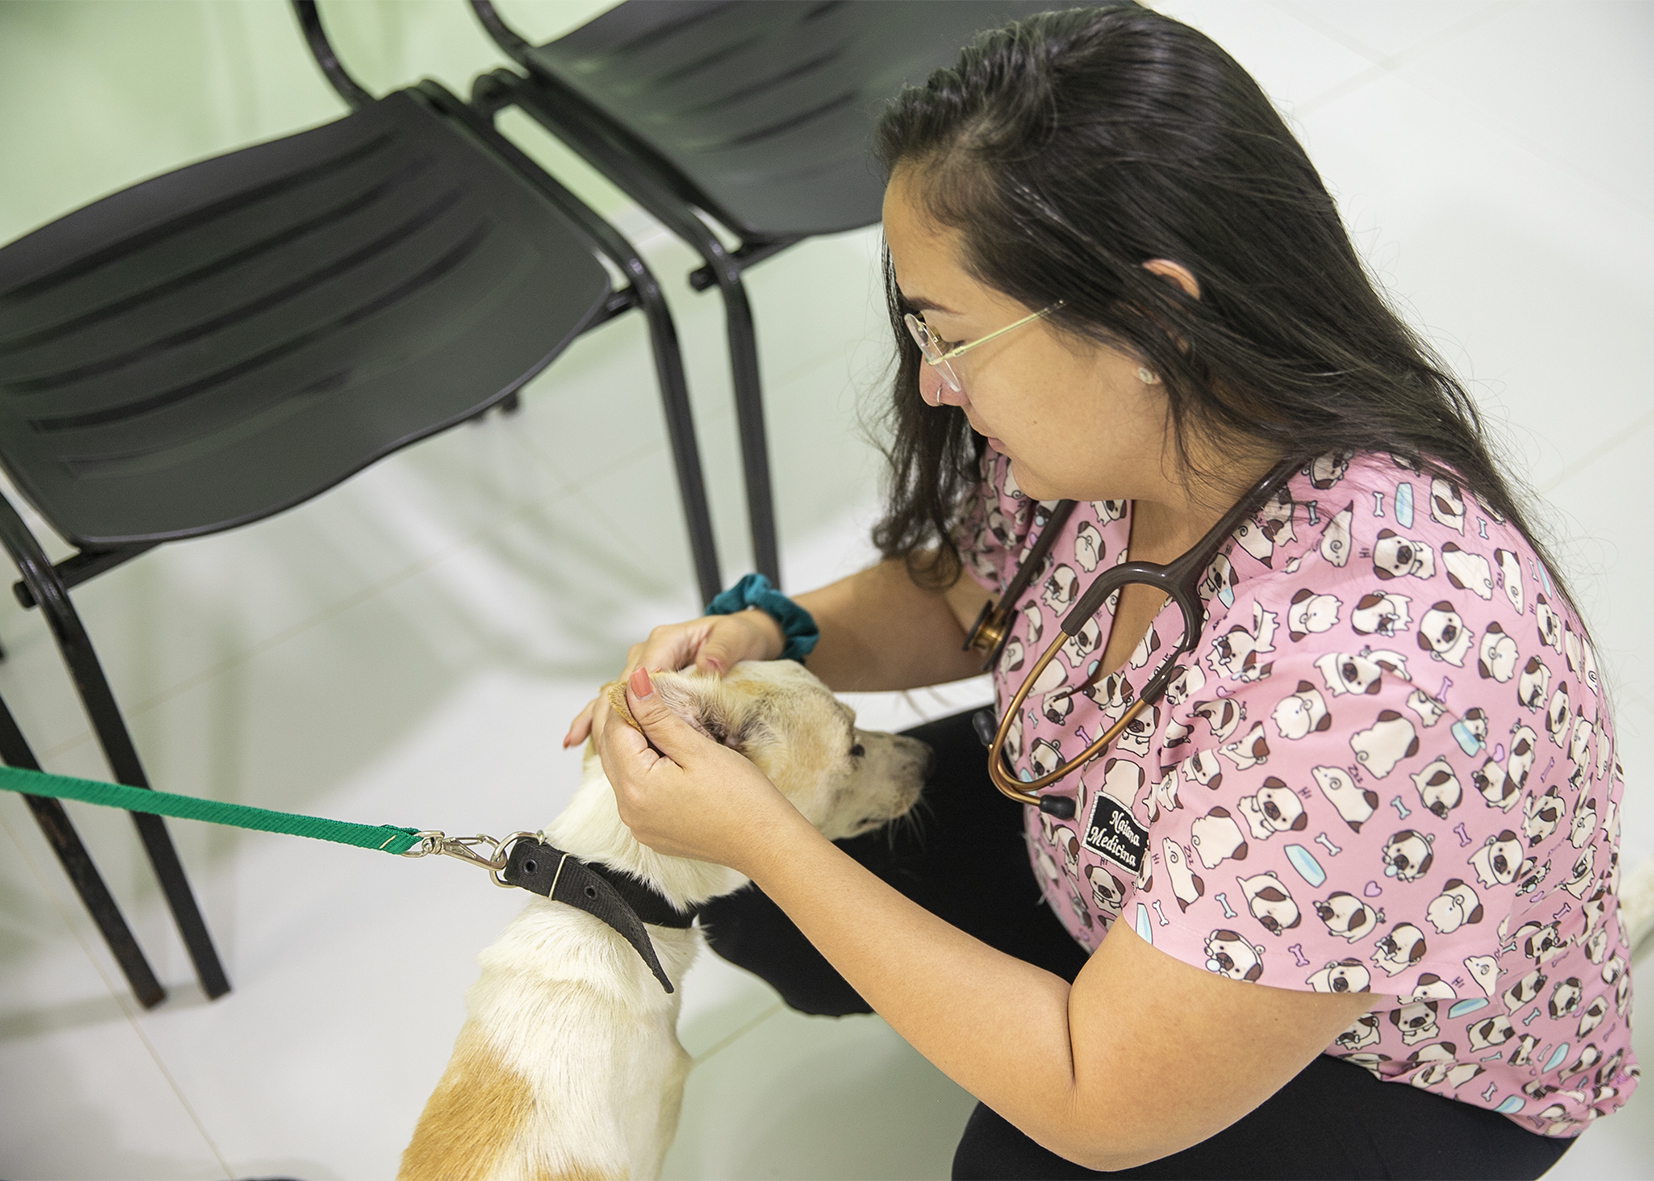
[956,449,1636,1138]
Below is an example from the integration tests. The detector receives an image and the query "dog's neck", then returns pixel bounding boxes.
[540,748,750,915]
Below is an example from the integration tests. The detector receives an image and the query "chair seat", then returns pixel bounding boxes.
[0,87,611,547]
[525,0,1049,239]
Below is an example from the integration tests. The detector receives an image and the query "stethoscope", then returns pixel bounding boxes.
[964,456,1302,820]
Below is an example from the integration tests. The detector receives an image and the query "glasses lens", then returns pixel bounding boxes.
[903,313,941,359]
[904,313,962,392]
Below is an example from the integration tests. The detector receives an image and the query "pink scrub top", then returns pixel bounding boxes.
[957,447,1637,1137]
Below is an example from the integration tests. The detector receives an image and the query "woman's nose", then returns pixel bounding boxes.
[917,361,946,407]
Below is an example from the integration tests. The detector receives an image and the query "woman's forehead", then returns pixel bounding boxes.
[883,175,1020,318]
[882,176,962,300]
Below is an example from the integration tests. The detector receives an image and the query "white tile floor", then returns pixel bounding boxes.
[0,1,1650,1177]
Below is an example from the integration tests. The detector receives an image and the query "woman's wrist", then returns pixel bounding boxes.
[705,574,820,663]
[738,800,830,887]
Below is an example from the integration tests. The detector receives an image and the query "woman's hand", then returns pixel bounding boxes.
[562,610,784,748]
[595,667,803,873]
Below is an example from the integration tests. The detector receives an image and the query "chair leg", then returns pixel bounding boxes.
[422,78,724,606]
[30,797,170,1008]
[0,496,230,1000]
[0,691,167,1007]
[633,285,724,607]
[713,277,781,587]
[467,67,781,586]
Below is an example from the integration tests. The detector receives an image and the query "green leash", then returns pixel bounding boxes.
[2,762,692,990]
[0,763,530,872]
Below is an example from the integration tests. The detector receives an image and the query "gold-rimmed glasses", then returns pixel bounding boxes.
[903,301,1063,392]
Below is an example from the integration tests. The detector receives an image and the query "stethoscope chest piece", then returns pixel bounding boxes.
[964,598,1011,670]
[970,706,1078,818]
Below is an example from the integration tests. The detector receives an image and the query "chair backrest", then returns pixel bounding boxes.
[515,0,1051,238]
[0,88,612,546]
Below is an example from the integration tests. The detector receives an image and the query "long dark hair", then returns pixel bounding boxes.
[870,3,1574,611]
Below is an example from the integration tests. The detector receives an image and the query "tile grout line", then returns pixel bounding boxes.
[15,309,875,764]
[1277,0,1654,227]
[1383,74,1654,230]
[0,802,234,1177]
[690,999,785,1067]
[13,323,886,772]
[32,430,676,766]
[1279,0,1522,120]
[1537,408,1654,497]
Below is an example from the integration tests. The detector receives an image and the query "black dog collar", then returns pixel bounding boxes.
[501,837,695,993]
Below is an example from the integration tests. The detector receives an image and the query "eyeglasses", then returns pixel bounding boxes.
[903,301,1063,392]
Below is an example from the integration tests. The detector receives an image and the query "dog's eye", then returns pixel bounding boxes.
[849,743,865,758]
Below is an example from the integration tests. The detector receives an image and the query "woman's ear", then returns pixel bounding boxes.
[1143,258,1201,300]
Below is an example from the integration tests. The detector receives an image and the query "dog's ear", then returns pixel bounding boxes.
[605,681,643,734]
[647,673,752,754]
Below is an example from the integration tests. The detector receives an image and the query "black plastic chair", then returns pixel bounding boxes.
[0,687,168,1007]
[470,0,1051,585]
[0,0,722,1007]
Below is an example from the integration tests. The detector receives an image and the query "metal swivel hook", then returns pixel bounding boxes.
[400,830,541,887]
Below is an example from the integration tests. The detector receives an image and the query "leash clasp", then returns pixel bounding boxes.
[401,830,541,887]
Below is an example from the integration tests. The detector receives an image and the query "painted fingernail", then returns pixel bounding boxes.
[629,666,654,698]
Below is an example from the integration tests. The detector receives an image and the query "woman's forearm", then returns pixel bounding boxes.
[792,558,992,692]
[742,811,1092,1161]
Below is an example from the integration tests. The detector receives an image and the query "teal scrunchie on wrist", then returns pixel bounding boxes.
[705,573,819,663]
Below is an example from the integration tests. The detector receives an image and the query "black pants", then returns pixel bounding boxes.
[699,710,1575,1180]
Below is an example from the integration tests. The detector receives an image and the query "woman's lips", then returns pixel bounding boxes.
[970,420,1006,452]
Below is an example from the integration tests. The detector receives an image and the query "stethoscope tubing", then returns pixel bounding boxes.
[984,457,1303,814]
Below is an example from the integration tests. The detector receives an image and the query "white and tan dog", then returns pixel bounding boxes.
[399,661,930,1180]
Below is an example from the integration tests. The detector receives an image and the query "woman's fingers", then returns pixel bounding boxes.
[566,613,786,747]
[599,667,780,866]
[695,610,784,673]
[629,622,713,677]
[563,697,598,748]
[620,667,705,763]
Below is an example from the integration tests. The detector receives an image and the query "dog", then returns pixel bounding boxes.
[1350,590,1411,639]
[1416,601,1473,667]
[1371,529,1436,581]
[1314,764,1379,833]
[399,662,929,1180]
[1476,623,1518,682]
[1350,710,1419,778]
[1314,890,1384,943]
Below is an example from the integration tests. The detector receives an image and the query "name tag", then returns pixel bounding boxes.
[1083,794,1148,876]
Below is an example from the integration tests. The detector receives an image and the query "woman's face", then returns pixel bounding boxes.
[882,167,1173,504]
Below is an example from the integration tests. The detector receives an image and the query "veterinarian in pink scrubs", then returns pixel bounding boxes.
[569,6,1637,1177]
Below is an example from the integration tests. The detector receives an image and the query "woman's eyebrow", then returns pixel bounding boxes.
[900,292,961,316]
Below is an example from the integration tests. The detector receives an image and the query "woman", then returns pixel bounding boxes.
[566,6,1636,1177]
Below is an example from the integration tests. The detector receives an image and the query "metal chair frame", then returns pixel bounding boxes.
[471,0,794,586]
[0,0,724,1007]
[0,687,166,1009]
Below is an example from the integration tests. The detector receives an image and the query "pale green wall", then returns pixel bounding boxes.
[0,0,625,247]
